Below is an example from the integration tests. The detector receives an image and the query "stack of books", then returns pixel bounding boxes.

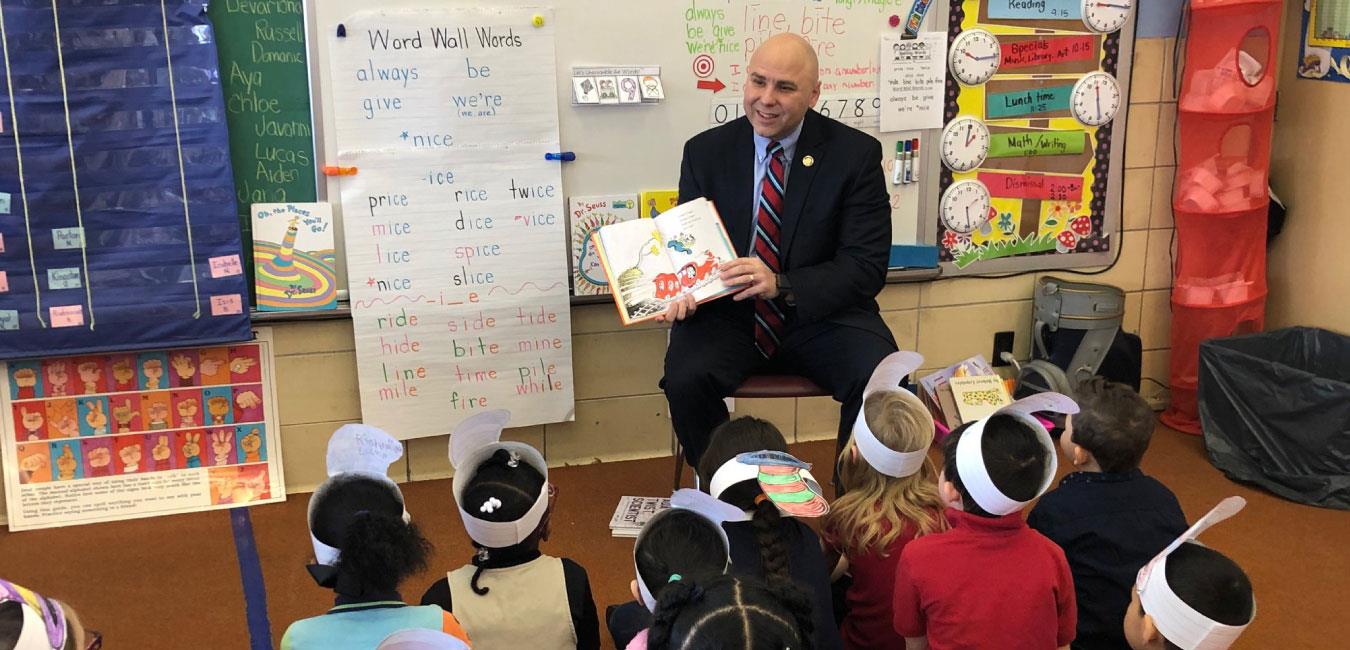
[608,495,671,538]
[917,355,1014,432]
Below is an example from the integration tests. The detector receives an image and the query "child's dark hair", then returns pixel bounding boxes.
[1147,542,1254,650]
[1069,377,1155,473]
[648,574,813,650]
[695,417,795,584]
[636,509,728,602]
[462,447,547,596]
[942,415,1049,518]
[334,511,432,595]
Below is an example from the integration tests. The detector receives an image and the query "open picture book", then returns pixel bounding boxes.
[591,197,740,325]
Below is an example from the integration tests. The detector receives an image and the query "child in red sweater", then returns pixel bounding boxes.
[893,394,1079,650]
[823,352,946,650]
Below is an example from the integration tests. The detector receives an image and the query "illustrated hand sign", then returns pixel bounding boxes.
[152,435,171,462]
[88,446,111,469]
[56,446,77,480]
[85,400,108,432]
[229,356,257,375]
[20,407,43,438]
[240,428,263,463]
[199,356,223,377]
[211,430,233,465]
[177,398,199,426]
[52,413,78,439]
[112,399,139,432]
[77,362,100,392]
[142,359,164,389]
[182,433,202,466]
[235,390,260,410]
[13,367,35,388]
[171,354,197,382]
[111,358,134,386]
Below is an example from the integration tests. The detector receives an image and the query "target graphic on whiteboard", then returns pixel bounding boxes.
[692,54,714,78]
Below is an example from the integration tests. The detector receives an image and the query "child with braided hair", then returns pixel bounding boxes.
[647,574,815,650]
[697,417,842,650]
[421,410,599,650]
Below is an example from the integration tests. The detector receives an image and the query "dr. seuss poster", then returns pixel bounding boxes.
[569,195,638,295]
[252,203,338,311]
[1,329,282,531]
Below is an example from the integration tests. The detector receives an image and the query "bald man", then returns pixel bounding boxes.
[661,34,897,474]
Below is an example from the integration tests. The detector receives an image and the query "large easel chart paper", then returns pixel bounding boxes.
[329,9,574,438]
[0,0,252,358]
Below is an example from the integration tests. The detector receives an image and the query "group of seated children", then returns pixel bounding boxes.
[272,351,1256,650]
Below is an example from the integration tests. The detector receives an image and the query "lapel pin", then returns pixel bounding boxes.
[802,155,815,167]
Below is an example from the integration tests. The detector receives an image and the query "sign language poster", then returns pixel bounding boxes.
[1,329,282,531]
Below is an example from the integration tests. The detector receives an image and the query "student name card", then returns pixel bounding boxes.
[880,32,947,133]
[329,8,574,437]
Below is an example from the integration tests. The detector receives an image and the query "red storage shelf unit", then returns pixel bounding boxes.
[1163,0,1280,434]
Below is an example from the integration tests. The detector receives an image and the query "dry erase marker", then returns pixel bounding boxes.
[902,140,913,184]
[910,138,920,185]
[892,141,904,185]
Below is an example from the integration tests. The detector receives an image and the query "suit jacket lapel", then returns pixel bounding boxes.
[726,119,756,257]
[779,111,825,263]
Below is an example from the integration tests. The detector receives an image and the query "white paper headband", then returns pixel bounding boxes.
[1137,497,1253,650]
[449,410,550,548]
[850,351,931,478]
[309,424,408,566]
[633,489,738,611]
[954,392,1077,515]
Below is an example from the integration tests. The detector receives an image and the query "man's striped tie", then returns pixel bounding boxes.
[752,141,788,359]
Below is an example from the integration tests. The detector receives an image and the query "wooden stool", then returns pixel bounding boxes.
[672,374,832,490]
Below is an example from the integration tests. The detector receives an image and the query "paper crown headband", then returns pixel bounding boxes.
[850,351,931,478]
[308,423,408,567]
[709,450,829,518]
[1136,497,1254,650]
[0,579,67,650]
[448,410,550,549]
[954,392,1078,516]
[633,489,739,611]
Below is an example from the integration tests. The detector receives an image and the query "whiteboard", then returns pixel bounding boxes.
[305,0,944,293]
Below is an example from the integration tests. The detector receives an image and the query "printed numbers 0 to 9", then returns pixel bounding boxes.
[710,94,880,127]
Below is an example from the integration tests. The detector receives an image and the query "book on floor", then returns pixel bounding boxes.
[610,495,671,537]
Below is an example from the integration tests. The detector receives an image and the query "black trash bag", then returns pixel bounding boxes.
[1198,327,1350,510]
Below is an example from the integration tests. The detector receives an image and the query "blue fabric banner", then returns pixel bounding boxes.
[0,0,250,360]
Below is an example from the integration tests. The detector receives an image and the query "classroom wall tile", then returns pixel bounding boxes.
[571,329,667,400]
[1139,289,1173,351]
[269,319,355,357]
[1160,38,1179,102]
[278,419,366,494]
[731,398,797,441]
[1142,349,1172,389]
[883,309,919,352]
[274,351,362,425]
[1041,229,1147,294]
[1151,166,1176,229]
[919,274,1035,308]
[544,395,672,466]
[1123,168,1154,231]
[1123,291,1143,336]
[917,300,1033,370]
[877,283,922,311]
[1131,39,1165,104]
[1125,103,1160,168]
[404,425,546,481]
[1143,229,1176,290]
[1154,103,1177,167]
[796,396,841,443]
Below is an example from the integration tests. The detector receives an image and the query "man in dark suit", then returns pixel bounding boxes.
[660,33,897,469]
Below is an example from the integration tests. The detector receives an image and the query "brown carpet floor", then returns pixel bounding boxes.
[2,423,1346,648]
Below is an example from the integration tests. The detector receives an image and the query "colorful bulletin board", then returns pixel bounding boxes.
[0,0,253,359]
[1298,0,1350,83]
[1,329,282,531]
[934,0,1135,274]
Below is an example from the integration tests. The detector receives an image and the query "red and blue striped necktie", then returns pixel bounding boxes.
[752,141,787,359]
